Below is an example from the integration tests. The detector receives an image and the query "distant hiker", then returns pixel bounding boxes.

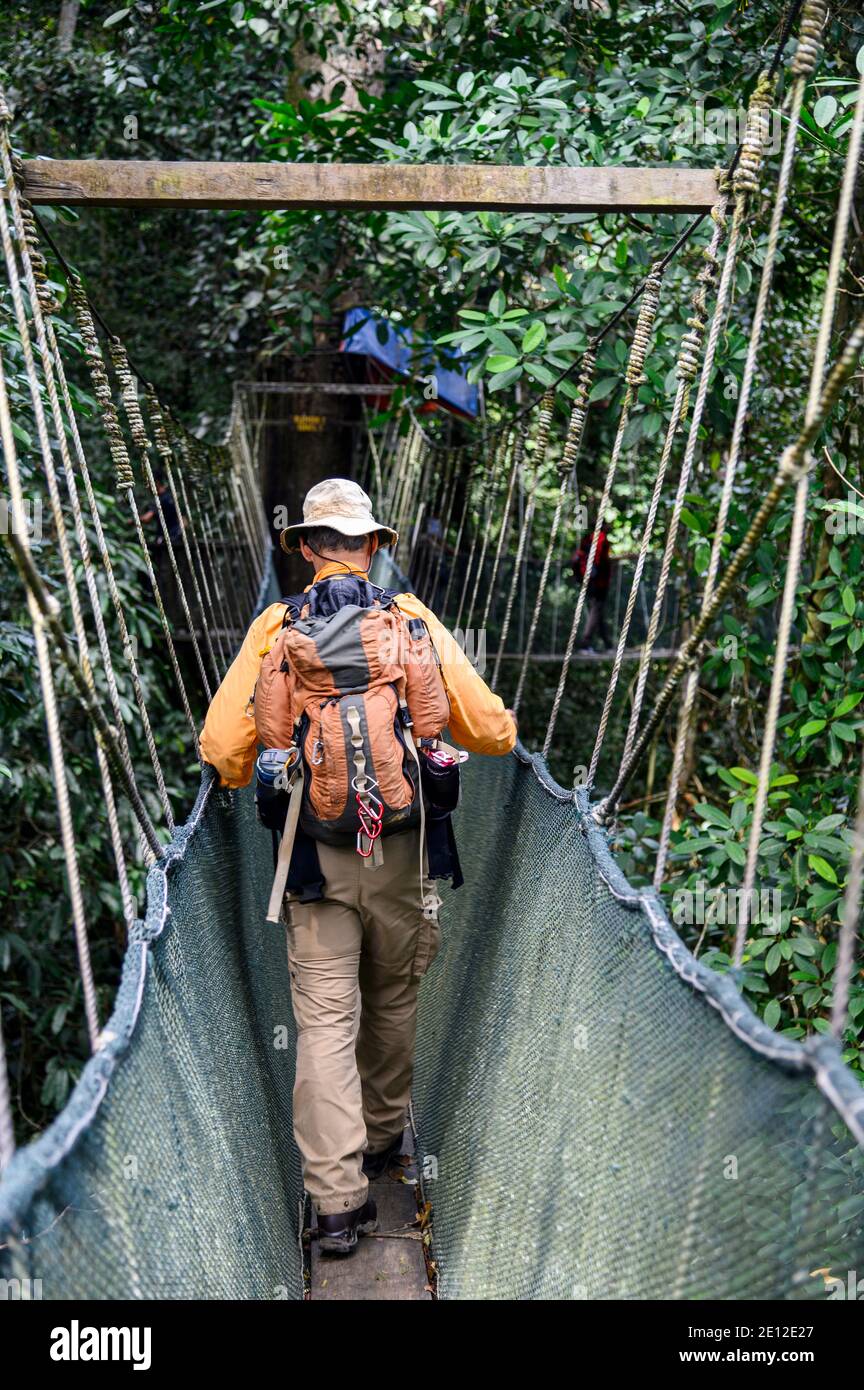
[571,528,613,651]
[200,478,516,1256]
[138,471,182,548]
[136,471,182,602]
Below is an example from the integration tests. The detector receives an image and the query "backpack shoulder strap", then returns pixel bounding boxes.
[280,592,308,628]
[380,585,408,611]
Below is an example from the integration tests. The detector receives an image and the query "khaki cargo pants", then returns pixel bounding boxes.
[285,827,441,1215]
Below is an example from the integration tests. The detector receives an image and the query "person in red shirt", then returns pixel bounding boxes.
[571,528,613,651]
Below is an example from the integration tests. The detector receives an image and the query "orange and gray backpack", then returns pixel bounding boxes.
[254,575,451,865]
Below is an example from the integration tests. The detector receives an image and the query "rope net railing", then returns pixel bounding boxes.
[2,0,864,1302]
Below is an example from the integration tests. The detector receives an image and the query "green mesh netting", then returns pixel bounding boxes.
[2,747,863,1300]
[0,774,303,1300]
[414,751,864,1301]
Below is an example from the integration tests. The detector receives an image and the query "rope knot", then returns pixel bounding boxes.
[779,442,810,483]
[625,266,663,387]
[69,281,135,490]
[110,339,150,455]
[791,0,828,78]
[559,348,596,476]
[8,152,60,317]
[145,385,174,461]
[732,71,777,200]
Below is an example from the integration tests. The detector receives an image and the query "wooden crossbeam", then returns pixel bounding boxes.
[19,161,718,213]
[237,382,397,394]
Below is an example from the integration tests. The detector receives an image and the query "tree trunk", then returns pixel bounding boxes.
[57,0,80,52]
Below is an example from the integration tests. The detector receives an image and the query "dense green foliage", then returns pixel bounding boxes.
[1,0,863,1138]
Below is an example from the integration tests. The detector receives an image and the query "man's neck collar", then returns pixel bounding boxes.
[308,559,370,587]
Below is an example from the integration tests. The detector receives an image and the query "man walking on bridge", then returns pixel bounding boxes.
[200,478,516,1255]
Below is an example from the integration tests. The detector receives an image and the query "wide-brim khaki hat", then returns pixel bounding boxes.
[279,477,398,554]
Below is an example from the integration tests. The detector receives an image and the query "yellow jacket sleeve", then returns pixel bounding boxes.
[394,592,517,757]
[199,602,286,788]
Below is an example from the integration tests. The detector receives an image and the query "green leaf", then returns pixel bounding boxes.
[414,80,455,96]
[693,802,732,829]
[521,320,547,353]
[813,95,838,128]
[763,999,781,1030]
[832,721,857,743]
[546,333,585,352]
[842,585,856,616]
[589,378,619,401]
[808,854,838,884]
[486,354,520,372]
[487,366,523,391]
[799,719,827,738]
[103,7,131,26]
[523,361,557,386]
[834,692,863,718]
[725,840,746,866]
[486,329,520,355]
[729,767,758,786]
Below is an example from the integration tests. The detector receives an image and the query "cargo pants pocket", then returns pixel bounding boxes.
[412,909,442,979]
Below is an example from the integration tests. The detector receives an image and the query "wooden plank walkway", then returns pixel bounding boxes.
[307,1121,433,1301]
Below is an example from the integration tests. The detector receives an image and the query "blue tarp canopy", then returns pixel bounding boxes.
[341,307,479,419]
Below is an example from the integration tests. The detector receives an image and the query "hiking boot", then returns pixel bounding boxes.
[362,1131,405,1181]
[317,1198,378,1258]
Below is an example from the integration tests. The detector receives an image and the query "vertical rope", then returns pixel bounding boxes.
[625,74,775,766]
[0,141,142,961]
[0,162,142,918]
[426,447,461,606]
[214,450,257,618]
[513,354,596,711]
[452,428,494,636]
[481,426,522,631]
[654,65,817,880]
[832,746,864,1036]
[146,384,223,684]
[491,391,556,690]
[392,423,421,566]
[2,154,147,889]
[599,311,864,820]
[219,436,260,608]
[588,375,692,786]
[592,195,731,791]
[441,449,479,621]
[44,320,158,873]
[161,409,230,674]
[464,428,514,636]
[414,446,454,602]
[111,340,213,702]
[733,65,864,967]
[69,281,198,762]
[0,345,100,1050]
[543,266,664,757]
[0,1007,14,1172]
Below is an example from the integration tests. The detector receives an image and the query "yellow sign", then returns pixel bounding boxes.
[291,414,326,433]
